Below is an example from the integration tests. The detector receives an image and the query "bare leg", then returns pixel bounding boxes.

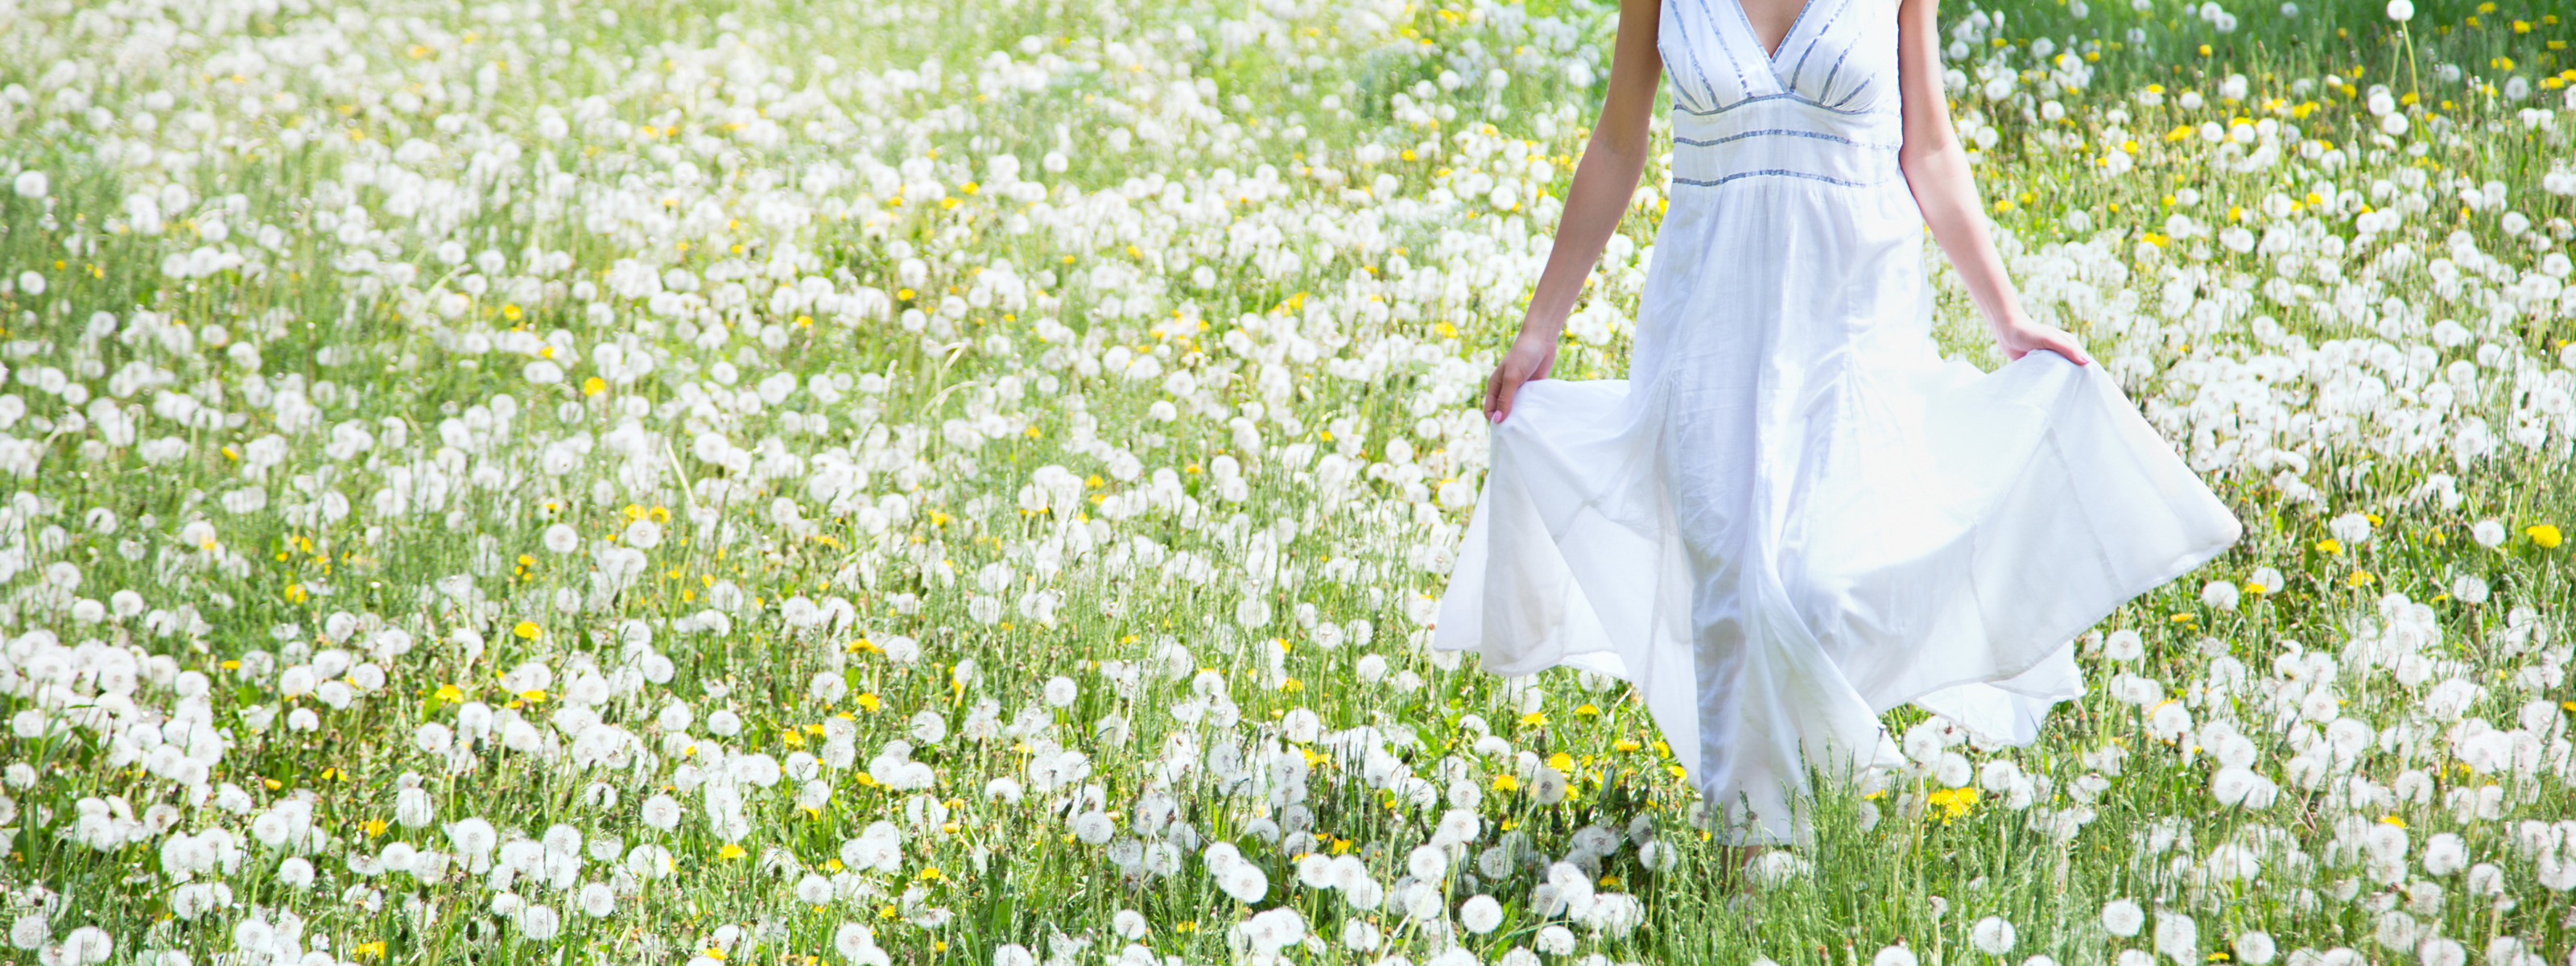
[1711,844,1765,888]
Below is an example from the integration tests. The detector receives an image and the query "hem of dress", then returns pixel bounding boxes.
[1433,521,2242,710]
[1868,523,2241,721]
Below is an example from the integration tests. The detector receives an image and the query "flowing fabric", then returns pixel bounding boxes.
[1429,0,2243,844]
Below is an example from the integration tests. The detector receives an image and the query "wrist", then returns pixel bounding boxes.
[1517,316,1567,344]
[1984,309,2033,335]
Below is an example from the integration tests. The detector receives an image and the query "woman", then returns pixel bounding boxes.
[1430,0,2241,848]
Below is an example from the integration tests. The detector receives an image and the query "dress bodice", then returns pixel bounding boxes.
[1656,0,1907,190]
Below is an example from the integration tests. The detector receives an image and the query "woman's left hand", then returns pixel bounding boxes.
[1991,321,2093,366]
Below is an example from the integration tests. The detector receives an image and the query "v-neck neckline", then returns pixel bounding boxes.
[1730,0,1818,63]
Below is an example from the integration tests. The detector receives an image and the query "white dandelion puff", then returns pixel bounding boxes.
[2472,519,2506,547]
[2100,899,2145,937]
[640,795,682,831]
[1459,894,1504,934]
[795,873,833,905]
[1408,844,1448,881]
[2153,913,2197,963]
[2103,630,2145,662]
[1970,917,2017,955]
[2231,931,2276,965]
[1072,811,1116,845]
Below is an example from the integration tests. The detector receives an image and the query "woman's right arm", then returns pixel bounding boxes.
[1480,0,1663,424]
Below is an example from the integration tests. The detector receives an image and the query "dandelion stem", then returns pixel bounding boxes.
[2399,26,2421,105]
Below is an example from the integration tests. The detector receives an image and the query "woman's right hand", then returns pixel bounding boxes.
[1481,327,1561,424]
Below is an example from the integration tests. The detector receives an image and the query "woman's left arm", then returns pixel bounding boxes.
[1893,0,2092,365]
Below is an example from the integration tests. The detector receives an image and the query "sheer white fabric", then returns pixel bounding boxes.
[1430,0,2242,844]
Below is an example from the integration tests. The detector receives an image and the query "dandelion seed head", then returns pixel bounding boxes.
[2100,899,2145,937]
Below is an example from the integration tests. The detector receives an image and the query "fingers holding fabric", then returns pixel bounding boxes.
[1993,323,2093,367]
[1485,333,1560,424]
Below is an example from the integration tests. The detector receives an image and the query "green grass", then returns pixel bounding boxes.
[0,0,2571,964]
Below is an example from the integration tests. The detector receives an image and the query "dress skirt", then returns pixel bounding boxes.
[1427,157,2243,844]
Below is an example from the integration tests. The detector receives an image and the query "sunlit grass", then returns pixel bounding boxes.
[0,0,2570,964]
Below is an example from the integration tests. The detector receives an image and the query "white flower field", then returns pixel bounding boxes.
[0,0,2572,964]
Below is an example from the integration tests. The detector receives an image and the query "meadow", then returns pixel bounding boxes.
[0,0,2573,964]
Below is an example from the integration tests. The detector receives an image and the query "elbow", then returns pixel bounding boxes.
[1897,134,1961,174]
[1583,130,1653,175]
[1589,109,1654,155]
[1610,138,1657,172]
[1587,93,1660,162]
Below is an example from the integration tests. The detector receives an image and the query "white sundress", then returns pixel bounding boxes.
[1430,0,2243,844]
